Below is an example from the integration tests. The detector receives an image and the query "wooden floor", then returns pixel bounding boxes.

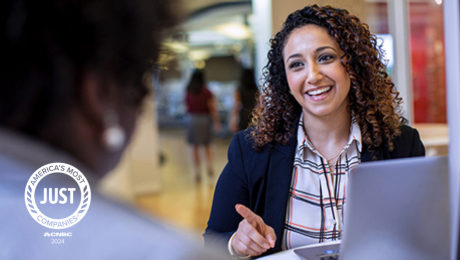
[134,129,232,236]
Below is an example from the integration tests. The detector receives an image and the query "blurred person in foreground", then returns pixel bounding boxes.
[204,5,425,258]
[229,69,260,134]
[185,70,221,181]
[0,0,227,259]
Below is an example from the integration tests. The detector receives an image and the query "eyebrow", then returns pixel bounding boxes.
[286,46,337,62]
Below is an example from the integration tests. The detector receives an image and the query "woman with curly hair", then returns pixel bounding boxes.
[204,4,425,258]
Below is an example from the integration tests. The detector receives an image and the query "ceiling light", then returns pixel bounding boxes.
[214,23,251,40]
[188,50,211,61]
[195,60,206,69]
[163,41,188,53]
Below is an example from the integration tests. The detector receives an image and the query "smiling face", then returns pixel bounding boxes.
[283,24,351,121]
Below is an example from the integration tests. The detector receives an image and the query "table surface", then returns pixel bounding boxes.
[258,241,341,260]
[258,250,301,260]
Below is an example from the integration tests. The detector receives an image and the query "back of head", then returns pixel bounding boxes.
[187,70,205,94]
[1,0,175,137]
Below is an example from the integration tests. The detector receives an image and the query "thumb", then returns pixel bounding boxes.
[265,231,276,248]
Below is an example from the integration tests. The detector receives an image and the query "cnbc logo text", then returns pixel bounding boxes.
[25,163,91,229]
[44,232,73,237]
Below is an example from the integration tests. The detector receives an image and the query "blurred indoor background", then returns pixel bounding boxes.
[97,0,449,238]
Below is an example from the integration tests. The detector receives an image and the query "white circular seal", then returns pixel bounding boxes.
[24,163,91,229]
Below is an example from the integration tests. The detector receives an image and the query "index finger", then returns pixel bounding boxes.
[235,204,259,225]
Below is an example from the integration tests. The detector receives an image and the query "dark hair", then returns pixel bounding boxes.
[251,4,406,155]
[1,0,175,136]
[186,70,205,94]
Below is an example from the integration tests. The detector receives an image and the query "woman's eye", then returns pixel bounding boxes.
[289,61,303,69]
[319,54,334,62]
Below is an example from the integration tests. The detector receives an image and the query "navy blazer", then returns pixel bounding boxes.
[204,124,425,257]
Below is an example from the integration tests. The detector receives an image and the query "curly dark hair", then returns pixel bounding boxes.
[1,0,176,136]
[250,4,407,155]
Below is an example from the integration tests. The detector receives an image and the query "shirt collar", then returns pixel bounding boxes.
[349,117,362,152]
[296,113,362,159]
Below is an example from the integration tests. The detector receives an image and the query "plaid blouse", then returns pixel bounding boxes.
[282,116,362,250]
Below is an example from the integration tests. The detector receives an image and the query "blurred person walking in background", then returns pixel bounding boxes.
[0,0,226,259]
[229,69,260,133]
[185,70,221,182]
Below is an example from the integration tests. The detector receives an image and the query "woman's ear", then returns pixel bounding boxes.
[77,71,118,130]
[78,71,128,152]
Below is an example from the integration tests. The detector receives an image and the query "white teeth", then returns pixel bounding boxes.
[307,86,332,96]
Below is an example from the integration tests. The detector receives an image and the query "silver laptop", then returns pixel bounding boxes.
[294,156,450,260]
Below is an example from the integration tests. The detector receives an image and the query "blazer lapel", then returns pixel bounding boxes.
[360,146,373,162]
[263,127,298,254]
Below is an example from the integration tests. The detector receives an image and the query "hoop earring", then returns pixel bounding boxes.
[102,110,126,152]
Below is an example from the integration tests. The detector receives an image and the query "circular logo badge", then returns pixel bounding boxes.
[25,163,91,229]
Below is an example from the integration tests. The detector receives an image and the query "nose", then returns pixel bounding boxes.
[306,64,323,85]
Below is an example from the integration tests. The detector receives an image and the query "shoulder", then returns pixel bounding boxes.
[233,128,255,147]
[227,129,258,160]
[229,127,297,163]
[0,156,207,259]
[231,128,271,154]
[226,128,277,175]
[204,87,212,96]
[399,124,419,136]
[0,186,210,259]
[390,124,425,158]
[393,124,422,146]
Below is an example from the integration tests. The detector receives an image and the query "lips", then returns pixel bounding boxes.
[306,86,332,96]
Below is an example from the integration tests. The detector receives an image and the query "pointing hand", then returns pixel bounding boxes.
[230,204,276,257]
